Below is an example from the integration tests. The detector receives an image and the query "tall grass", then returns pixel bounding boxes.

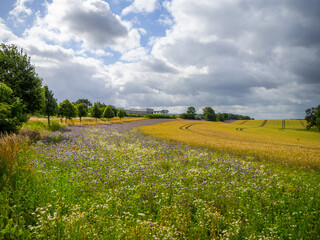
[0,133,29,177]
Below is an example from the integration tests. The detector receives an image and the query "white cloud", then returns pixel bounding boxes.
[122,0,158,15]
[9,0,33,23]
[1,0,320,119]
[24,0,130,49]
[0,18,17,42]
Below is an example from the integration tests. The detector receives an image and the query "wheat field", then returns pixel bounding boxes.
[138,120,320,170]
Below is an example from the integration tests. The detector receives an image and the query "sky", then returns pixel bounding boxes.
[0,0,319,119]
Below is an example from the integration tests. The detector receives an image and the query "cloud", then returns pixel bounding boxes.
[122,0,158,15]
[25,43,114,102]
[27,0,129,49]
[0,18,17,42]
[9,0,33,23]
[1,0,320,119]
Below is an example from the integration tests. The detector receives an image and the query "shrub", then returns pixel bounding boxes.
[19,129,41,143]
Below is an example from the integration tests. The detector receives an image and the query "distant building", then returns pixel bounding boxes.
[153,109,169,114]
[125,108,154,115]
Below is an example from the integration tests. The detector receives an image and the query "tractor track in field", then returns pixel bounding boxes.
[299,120,306,128]
[236,120,268,132]
[279,120,286,131]
[179,123,200,131]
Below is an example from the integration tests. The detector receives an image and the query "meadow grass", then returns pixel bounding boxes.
[1,124,320,239]
[28,116,145,127]
[138,120,320,170]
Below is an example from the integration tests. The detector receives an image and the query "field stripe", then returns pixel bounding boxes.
[299,120,306,128]
[259,120,268,127]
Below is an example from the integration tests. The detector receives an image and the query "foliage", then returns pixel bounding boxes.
[187,106,196,116]
[216,113,252,121]
[145,114,176,119]
[305,105,320,130]
[43,85,58,126]
[58,99,77,122]
[180,106,197,119]
[0,83,27,133]
[103,105,115,121]
[179,113,195,119]
[0,43,45,114]
[76,103,87,123]
[203,107,216,121]
[117,109,126,119]
[74,98,92,109]
[90,102,102,121]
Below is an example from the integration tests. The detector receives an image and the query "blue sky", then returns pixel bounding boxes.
[1,0,320,119]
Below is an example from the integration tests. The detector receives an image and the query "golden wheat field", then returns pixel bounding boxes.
[138,119,320,170]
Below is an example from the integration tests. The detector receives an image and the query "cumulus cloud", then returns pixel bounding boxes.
[9,0,33,23]
[45,0,128,47]
[122,0,158,15]
[1,0,320,118]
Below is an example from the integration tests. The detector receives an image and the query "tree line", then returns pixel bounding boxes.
[2,43,318,133]
[179,106,253,121]
[0,43,126,133]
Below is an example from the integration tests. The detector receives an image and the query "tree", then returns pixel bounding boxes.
[0,83,27,133]
[203,107,216,121]
[58,99,77,123]
[305,105,320,131]
[91,103,102,122]
[187,106,196,116]
[44,85,57,126]
[0,43,45,114]
[74,99,92,110]
[103,105,114,121]
[117,109,126,119]
[180,106,196,119]
[77,103,87,123]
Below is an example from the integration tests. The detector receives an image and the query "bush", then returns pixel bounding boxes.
[19,129,41,143]
[48,120,64,131]
[179,113,195,119]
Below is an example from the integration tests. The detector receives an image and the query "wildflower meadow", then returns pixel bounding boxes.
[1,120,320,239]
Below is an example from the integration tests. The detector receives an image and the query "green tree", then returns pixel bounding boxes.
[203,107,216,121]
[117,109,126,119]
[180,106,196,119]
[305,105,320,131]
[58,99,77,123]
[91,103,102,122]
[74,99,92,110]
[0,83,27,133]
[0,43,45,114]
[103,105,114,121]
[77,103,87,123]
[187,106,196,116]
[44,85,58,126]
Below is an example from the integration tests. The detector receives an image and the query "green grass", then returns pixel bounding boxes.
[1,125,320,239]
